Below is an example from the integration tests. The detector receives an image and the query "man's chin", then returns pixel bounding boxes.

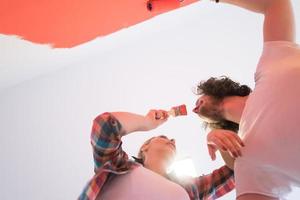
[199,115,217,123]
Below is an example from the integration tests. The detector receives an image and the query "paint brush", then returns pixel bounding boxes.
[168,104,187,117]
[155,104,187,119]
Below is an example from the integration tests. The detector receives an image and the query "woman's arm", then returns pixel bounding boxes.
[111,109,168,135]
[91,110,168,171]
[185,165,235,199]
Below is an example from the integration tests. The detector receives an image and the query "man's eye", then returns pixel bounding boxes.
[159,135,168,139]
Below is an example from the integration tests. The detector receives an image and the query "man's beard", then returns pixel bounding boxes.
[199,101,224,122]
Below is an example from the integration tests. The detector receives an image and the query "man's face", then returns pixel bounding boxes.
[193,95,224,123]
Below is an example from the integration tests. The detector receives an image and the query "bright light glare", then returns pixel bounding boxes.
[168,158,197,178]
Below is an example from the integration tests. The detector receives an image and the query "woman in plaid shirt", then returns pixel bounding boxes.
[79,109,240,200]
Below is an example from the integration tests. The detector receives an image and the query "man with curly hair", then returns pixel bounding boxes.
[193,0,300,200]
[194,76,252,132]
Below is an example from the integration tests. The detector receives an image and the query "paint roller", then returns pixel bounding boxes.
[147,0,184,12]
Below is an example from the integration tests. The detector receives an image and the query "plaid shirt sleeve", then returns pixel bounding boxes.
[178,165,234,200]
[191,165,235,200]
[78,113,132,200]
[91,112,129,173]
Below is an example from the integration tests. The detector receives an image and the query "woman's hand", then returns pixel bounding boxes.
[207,129,245,160]
[143,109,169,131]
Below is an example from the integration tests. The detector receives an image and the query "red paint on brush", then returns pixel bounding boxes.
[172,104,187,116]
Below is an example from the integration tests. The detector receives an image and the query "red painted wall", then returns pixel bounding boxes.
[0,0,198,48]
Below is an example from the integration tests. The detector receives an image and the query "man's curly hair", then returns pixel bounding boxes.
[196,76,252,132]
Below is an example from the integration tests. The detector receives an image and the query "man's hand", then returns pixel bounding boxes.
[207,129,244,160]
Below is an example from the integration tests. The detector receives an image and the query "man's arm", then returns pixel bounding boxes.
[219,0,295,42]
[206,129,244,170]
[219,151,235,170]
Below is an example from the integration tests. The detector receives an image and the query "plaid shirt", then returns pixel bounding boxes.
[79,113,235,200]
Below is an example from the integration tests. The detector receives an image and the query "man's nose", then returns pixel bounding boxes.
[170,139,175,144]
[193,106,199,113]
[193,100,203,113]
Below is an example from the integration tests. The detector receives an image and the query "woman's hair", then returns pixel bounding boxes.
[132,136,156,165]
[196,76,252,132]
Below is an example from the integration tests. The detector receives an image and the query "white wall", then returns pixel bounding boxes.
[1,2,300,200]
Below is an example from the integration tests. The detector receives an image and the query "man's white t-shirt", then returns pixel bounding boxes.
[97,165,190,200]
[236,41,300,198]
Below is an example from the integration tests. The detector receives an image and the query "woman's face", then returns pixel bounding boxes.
[142,135,176,162]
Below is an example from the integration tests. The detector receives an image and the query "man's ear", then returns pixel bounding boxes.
[141,143,150,153]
